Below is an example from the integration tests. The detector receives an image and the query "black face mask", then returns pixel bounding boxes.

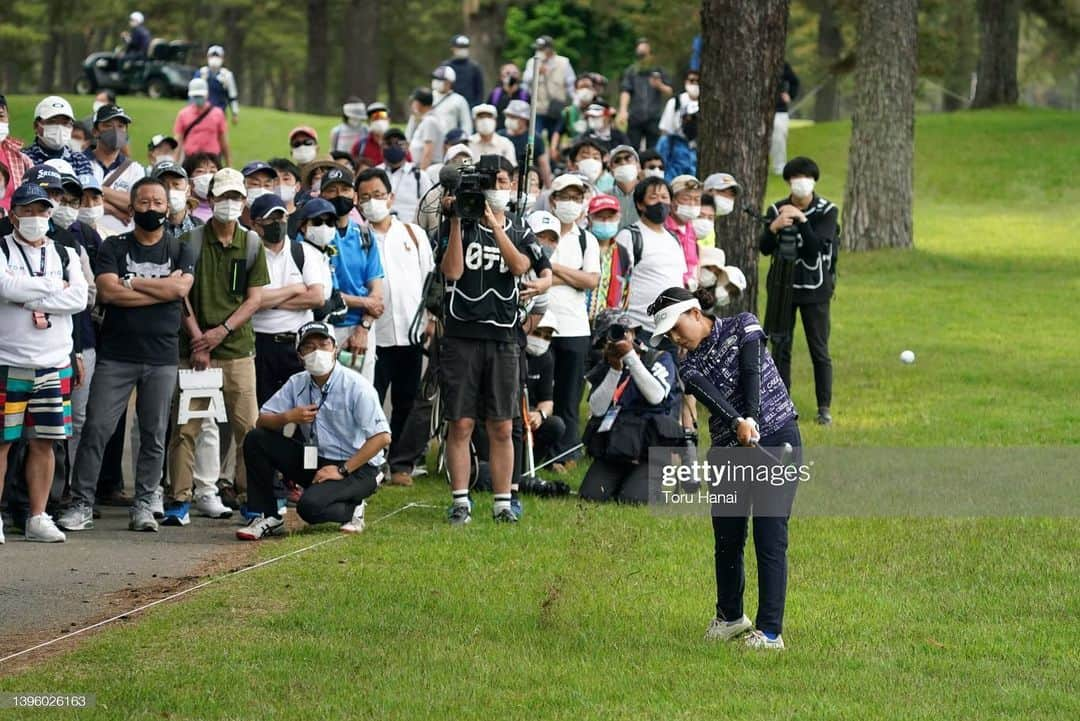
[132,209,166,231]
[330,196,354,218]
[100,128,128,150]
[642,202,669,224]
[383,145,407,166]
[262,221,286,244]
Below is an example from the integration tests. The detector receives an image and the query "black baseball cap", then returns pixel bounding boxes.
[150,160,188,180]
[25,164,64,192]
[295,320,336,351]
[321,166,354,190]
[12,182,56,208]
[93,104,132,125]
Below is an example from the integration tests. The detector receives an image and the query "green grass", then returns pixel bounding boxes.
[1,107,1078,720]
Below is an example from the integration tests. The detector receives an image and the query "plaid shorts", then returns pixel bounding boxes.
[0,365,74,442]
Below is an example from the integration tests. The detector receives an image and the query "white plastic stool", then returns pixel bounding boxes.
[177,368,227,425]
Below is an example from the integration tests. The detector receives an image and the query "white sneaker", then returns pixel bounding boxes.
[744,630,785,650]
[340,501,366,534]
[0,515,5,544]
[149,487,165,519]
[194,493,234,519]
[57,503,94,531]
[129,507,159,532]
[704,614,753,642]
[235,514,285,541]
[25,513,67,543]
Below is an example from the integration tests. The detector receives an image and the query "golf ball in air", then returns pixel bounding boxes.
[900,350,916,364]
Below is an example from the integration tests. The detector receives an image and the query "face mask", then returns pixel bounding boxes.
[133,209,167,231]
[790,177,816,198]
[246,187,269,208]
[213,198,244,223]
[292,145,317,165]
[370,119,390,135]
[431,80,447,95]
[642,201,669,224]
[278,184,297,204]
[453,48,470,59]
[685,83,700,100]
[99,128,127,151]
[636,49,649,60]
[506,118,524,134]
[383,145,406,166]
[577,158,603,182]
[262,221,287,244]
[575,88,595,105]
[591,220,619,241]
[52,205,78,228]
[484,189,511,213]
[525,193,538,210]
[676,204,700,221]
[330,196,354,217]
[167,189,188,214]
[193,96,207,107]
[553,200,583,224]
[692,218,714,240]
[78,206,104,224]
[154,153,176,165]
[68,137,85,153]
[0,121,9,142]
[18,216,50,242]
[208,57,223,71]
[525,336,551,357]
[713,285,731,310]
[613,164,639,184]
[40,124,73,151]
[303,349,335,376]
[715,195,735,216]
[644,168,665,179]
[305,223,336,248]
[475,118,496,136]
[361,198,391,223]
[587,117,605,132]
[346,117,364,129]
[192,174,212,199]
[698,268,718,288]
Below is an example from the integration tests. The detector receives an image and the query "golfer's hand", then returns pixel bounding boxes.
[288,404,319,425]
[736,418,759,447]
[312,464,343,484]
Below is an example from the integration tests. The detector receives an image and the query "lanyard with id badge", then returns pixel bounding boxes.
[597,375,633,433]
[304,379,332,469]
[15,241,52,329]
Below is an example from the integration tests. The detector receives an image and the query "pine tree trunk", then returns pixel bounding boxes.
[464,0,509,98]
[842,0,918,251]
[343,0,379,102]
[813,0,843,122]
[972,0,1019,108]
[698,0,791,314]
[306,0,330,114]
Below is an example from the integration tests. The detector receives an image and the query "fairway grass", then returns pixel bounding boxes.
[0,107,1077,720]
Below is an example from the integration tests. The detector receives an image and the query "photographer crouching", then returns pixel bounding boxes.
[759,156,838,426]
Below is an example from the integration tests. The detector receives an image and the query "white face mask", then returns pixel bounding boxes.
[525,335,551,357]
[587,117,605,132]
[154,153,176,165]
[370,119,390,135]
[790,177,815,198]
[525,192,538,210]
[577,158,603,182]
[212,198,244,223]
[304,223,336,248]
[277,184,296,203]
[712,285,731,310]
[303,349,335,376]
[40,124,73,151]
[431,80,447,95]
[475,118,496,136]
[78,205,104,225]
[644,168,665,179]
[553,200,583,224]
[484,189,511,213]
[67,136,85,153]
[685,83,700,100]
[698,268,718,288]
[168,189,188,214]
[245,187,269,208]
[0,121,7,142]
[192,174,212,199]
[613,164,639,184]
[453,48,470,59]
[692,218,713,240]
[17,216,50,242]
[676,204,701,221]
[292,145,317,165]
[574,88,595,106]
[361,198,391,223]
[715,195,735,216]
[52,205,78,228]
[506,118,525,134]
[208,56,224,71]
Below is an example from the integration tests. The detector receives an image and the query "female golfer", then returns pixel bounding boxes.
[648,286,802,650]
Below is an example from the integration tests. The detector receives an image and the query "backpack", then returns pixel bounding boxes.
[1,234,72,279]
[287,237,348,324]
[185,224,261,274]
[625,224,680,269]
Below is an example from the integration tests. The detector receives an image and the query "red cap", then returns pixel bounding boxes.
[588,194,620,215]
[289,125,319,143]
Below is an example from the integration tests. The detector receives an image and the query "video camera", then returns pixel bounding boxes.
[438,155,501,220]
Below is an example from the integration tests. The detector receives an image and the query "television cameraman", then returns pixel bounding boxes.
[439,154,537,524]
[758,156,837,426]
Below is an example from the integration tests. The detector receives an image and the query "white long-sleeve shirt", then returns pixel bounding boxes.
[373,220,434,348]
[0,233,88,368]
[431,92,473,136]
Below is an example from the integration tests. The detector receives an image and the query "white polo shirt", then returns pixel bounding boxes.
[381,161,435,225]
[373,219,434,348]
[547,226,600,339]
[252,239,326,335]
[468,133,517,166]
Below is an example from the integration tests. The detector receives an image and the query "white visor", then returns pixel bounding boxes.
[649,298,700,346]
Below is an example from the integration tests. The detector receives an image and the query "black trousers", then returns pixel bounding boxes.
[711,419,801,636]
[255,334,304,407]
[387,336,440,474]
[770,300,832,410]
[243,427,378,525]
[627,118,661,150]
[374,344,424,444]
[579,456,651,504]
[551,336,591,460]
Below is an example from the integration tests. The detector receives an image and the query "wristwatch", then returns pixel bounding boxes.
[222,319,234,335]
[360,319,372,330]
[337,463,351,477]
[539,409,547,421]
[122,275,134,290]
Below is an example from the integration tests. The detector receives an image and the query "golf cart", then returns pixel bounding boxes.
[74,40,197,99]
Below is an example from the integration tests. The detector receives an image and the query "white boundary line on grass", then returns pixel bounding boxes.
[0,501,440,666]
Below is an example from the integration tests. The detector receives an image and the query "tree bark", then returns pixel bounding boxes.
[343,0,380,102]
[306,0,330,114]
[942,0,977,112]
[842,0,917,251]
[972,0,1019,108]
[698,0,791,314]
[464,0,509,96]
[813,0,843,122]
[223,8,247,107]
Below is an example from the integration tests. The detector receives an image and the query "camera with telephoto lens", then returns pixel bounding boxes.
[607,322,627,342]
[439,155,501,220]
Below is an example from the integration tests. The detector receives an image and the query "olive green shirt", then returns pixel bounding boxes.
[181,223,270,360]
